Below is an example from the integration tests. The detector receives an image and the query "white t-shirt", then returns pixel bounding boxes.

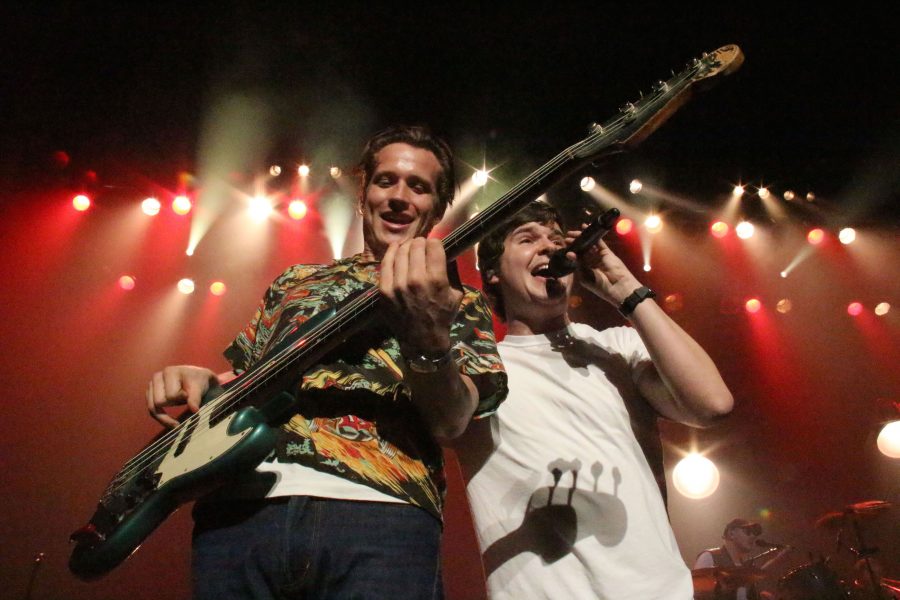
[460,323,693,600]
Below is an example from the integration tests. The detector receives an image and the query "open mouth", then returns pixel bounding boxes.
[531,264,554,279]
[381,212,414,225]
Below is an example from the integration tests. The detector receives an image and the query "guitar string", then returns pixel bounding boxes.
[106,59,707,495]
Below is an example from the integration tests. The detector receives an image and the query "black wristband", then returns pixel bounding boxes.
[618,286,656,317]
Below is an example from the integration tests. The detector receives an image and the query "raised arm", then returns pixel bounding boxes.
[380,238,480,443]
[573,235,733,427]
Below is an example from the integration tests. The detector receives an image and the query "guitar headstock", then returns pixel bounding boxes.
[573,44,744,160]
[692,44,745,82]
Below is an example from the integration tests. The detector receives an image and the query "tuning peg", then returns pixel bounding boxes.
[619,102,636,114]
[654,80,670,92]
[589,122,604,134]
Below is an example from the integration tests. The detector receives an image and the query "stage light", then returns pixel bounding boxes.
[288,199,308,220]
[142,197,161,216]
[643,264,652,272]
[629,179,642,194]
[329,166,342,179]
[839,228,856,245]
[172,195,192,215]
[783,190,796,201]
[758,186,770,199]
[644,214,663,234]
[672,453,720,499]
[615,218,633,235]
[735,221,754,239]
[472,169,489,187]
[733,185,745,197]
[847,302,863,316]
[118,275,136,290]
[877,421,900,459]
[298,164,310,177]
[72,194,91,211]
[269,165,282,176]
[663,293,684,312]
[874,302,891,316]
[776,299,792,314]
[745,298,762,314]
[209,281,227,296]
[806,192,816,202]
[177,278,195,295]
[579,176,596,192]
[807,228,825,245]
[248,196,273,221]
[710,221,729,238]
[780,271,788,278]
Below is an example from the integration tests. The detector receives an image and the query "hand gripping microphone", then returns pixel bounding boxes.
[545,208,620,277]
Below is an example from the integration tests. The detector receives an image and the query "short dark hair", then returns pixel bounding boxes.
[477,200,564,321]
[356,124,456,218]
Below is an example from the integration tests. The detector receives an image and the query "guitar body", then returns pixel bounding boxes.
[69,394,294,580]
[69,44,743,581]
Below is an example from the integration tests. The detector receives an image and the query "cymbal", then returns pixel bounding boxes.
[816,500,892,529]
[691,566,767,592]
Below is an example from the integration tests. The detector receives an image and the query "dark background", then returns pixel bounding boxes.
[1,3,897,599]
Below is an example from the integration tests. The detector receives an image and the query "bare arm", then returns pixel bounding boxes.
[146,366,237,427]
[380,238,479,443]
[572,234,733,426]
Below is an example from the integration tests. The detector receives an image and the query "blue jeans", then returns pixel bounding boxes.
[191,496,443,600]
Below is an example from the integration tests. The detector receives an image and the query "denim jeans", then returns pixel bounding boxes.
[191,496,443,600]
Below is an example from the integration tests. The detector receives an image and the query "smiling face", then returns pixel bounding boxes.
[360,142,443,260]
[488,220,573,333]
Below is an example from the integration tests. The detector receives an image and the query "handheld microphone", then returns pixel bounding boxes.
[756,539,785,550]
[545,208,620,277]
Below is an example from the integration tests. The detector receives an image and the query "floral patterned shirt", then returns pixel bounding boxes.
[224,254,507,520]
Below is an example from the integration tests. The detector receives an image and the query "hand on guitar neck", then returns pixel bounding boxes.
[147,365,235,428]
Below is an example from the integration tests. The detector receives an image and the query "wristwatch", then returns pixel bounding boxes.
[405,349,454,374]
[618,286,656,317]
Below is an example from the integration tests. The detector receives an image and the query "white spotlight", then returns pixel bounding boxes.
[249,196,273,222]
[839,228,856,245]
[580,176,596,192]
[629,179,643,194]
[877,421,900,459]
[733,185,745,197]
[298,164,310,177]
[472,169,489,187]
[644,214,662,233]
[758,187,770,199]
[269,165,282,176]
[735,221,755,239]
[672,453,720,499]
[177,278,195,295]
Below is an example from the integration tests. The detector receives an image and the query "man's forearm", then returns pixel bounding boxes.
[406,362,479,444]
[629,298,734,425]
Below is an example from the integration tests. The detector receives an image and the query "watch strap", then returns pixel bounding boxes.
[618,286,656,317]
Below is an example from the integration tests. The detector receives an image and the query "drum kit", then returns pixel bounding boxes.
[692,500,897,600]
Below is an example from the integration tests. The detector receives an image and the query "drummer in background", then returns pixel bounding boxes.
[694,518,792,600]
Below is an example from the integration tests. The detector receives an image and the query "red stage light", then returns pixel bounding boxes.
[807,228,825,245]
[710,221,729,238]
[847,302,863,316]
[745,298,762,314]
[118,275,136,290]
[72,194,91,211]
[615,218,633,235]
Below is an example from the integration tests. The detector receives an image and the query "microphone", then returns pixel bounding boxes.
[756,539,785,549]
[545,208,620,277]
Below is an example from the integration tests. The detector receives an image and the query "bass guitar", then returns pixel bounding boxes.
[69,44,743,580]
